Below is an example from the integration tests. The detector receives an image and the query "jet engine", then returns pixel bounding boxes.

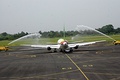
[74,45,79,49]
[47,47,51,51]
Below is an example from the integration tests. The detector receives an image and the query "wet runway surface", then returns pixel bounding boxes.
[0,43,120,80]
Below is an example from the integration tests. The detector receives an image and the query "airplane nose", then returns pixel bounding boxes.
[63,42,67,45]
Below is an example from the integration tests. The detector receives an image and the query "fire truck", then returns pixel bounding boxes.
[0,46,9,51]
[113,40,120,45]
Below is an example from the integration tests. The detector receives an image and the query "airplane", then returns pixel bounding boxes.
[30,27,105,53]
[31,38,105,53]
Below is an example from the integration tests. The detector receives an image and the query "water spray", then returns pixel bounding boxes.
[8,33,41,45]
[76,25,116,41]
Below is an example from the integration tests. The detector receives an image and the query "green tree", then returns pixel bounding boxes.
[97,24,114,34]
[115,28,120,33]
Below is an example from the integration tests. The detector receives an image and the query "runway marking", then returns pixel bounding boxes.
[0,69,79,79]
[62,67,66,70]
[39,69,78,77]
[76,57,120,64]
[84,72,120,76]
[83,64,93,67]
[110,77,120,80]
[65,54,89,80]
[15,55,37,58]
[62,67,72,70]
[1,70,120,79]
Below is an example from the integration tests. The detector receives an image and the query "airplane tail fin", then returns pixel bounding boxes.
[63,25,66,39]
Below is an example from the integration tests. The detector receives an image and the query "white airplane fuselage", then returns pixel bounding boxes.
[57,39,73,53]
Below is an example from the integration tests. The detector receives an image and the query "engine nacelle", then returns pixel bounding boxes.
[74,45,79,49]
[47,47,51,51]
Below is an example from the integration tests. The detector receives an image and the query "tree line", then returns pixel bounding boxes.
[96,24,120,34]
[0,24,120,41]
[0,31,28,41]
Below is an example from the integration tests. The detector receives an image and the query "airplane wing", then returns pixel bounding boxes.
[68,40,106,48]
[31,40,106,49]
[31,44,60,49]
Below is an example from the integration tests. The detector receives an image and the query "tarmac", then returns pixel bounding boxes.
[0,42,120,80]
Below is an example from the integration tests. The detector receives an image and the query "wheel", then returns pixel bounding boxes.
[64,48,73,53]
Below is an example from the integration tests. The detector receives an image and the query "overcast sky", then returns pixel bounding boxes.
[0,0,120,34]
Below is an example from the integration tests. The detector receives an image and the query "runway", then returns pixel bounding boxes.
[0,43,120,80]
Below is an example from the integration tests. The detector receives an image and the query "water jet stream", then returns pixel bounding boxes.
[8,33,41,45]
[76,25,115,41]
